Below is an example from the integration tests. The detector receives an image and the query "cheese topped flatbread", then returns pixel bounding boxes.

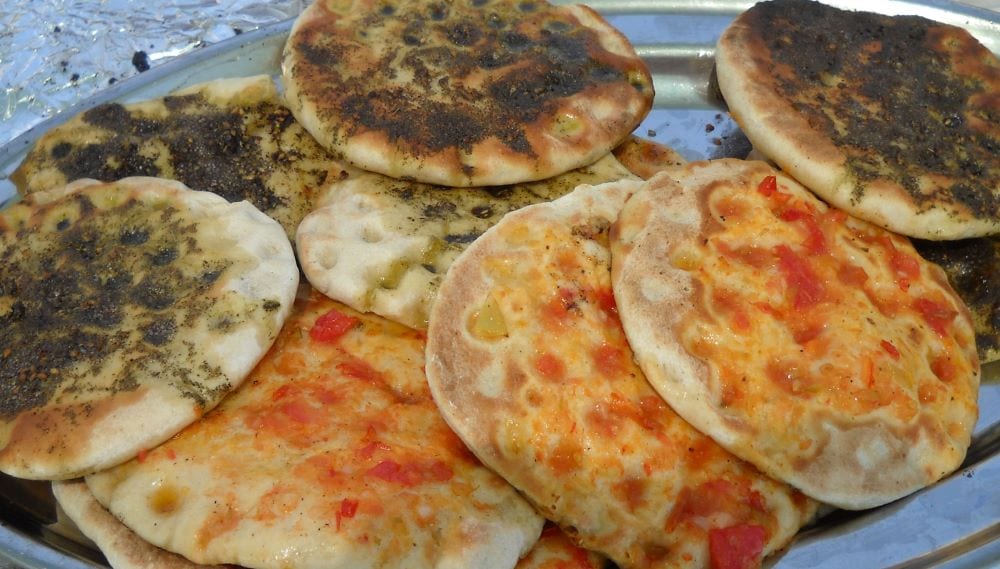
[0,177,297,480]
[714,0,1000,239]
[426,179,817,568]
[611,160,980,509]
[296,153,635,329]
[55,480,593,569]
[281,0,653,186]
[12,75,350,241]
[86,288,543,569]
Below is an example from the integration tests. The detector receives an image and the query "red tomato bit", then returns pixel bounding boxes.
[756,175,778,196]
[310,309,360,343]
[709,524,767,569]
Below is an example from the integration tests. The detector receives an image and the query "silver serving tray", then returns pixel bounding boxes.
[1,1,998,568]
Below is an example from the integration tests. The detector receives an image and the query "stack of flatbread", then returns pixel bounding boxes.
[1,0,994,568]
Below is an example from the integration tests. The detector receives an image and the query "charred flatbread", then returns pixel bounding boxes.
[0,177,298,480]
[914,236,1000,363]
[12,75,350,241]
[281,0,653,187]
[611,159,980,509]
[426,179,817,568]
[86,288,543,569]
[296,153,635,329]
[714,0,1000,239]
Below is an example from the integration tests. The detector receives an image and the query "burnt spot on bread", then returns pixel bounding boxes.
[750,0,1000,217]
[290,0,651,162]
[0,188,261,421]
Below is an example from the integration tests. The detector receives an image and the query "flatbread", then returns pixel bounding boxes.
[11,75,351,241]
[0,177,297,480]
[517,524,606,569]
[296,153,635,329]
[914,236,1000,364]
[55,481,593,569]
[426,179,817,568]
[714,0,1000,239]
[281,0,653,187]
[612,135,687,180]
[86,287,543,569]
[611,159,980,509]
[52,479,237,569]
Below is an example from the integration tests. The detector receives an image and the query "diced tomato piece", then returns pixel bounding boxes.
[310,309,359,343]
[930,354,957,383]
[708,524,767,569]
[756,175,778,196]
[336,498,359,531]
[593,287,618,318]
[592,343,623,377]
[337,357,382,383]
[881,340,901,360]
[535,352,566,381]
[913,297,957,337]
[774,245,824,309]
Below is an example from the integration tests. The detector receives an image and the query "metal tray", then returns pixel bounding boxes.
[1,1,998,567]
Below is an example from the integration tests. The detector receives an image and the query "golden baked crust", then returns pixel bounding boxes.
[611,159,980,509]
[52,480,236,569]
[0,177,297,480]
[426,179,817,568]
[12,75,349,241]
[281,0,653,186]
[86,288,543,569]
[296,153,635,329]
[715,0,1000,239]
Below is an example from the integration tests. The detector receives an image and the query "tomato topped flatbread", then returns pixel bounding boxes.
[611,159,980,509]
[85,288,542,569]
[426,179,817,568]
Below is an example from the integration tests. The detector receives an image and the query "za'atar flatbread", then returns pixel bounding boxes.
[12,75,351,241]
[715,0,1000,239]
[611,159,980,509]
[0,177,297,480]
[426,179,817,568]
[86,288,543,569]
[281,0,653,186]
[296,153,635,329]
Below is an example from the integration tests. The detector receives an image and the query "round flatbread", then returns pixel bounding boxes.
[296,153,635,330]
[914,236,1000,364]
[52,479,237,569]
[281,0,653,187]
[86,288,543,569]
[12,75,351,241]
[611,159,980,509]
[714,0,1000,240]
[0,177,298,480]
[611,135,687,180]
[426,179,817,568]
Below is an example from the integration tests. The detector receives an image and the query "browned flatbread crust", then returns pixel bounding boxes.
[282,0,653,187]
[611,135,687,180]
[715,0,1000,239]
[611,159,980,509]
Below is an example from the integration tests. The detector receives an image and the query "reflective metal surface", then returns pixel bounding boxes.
[0,2,998,567]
